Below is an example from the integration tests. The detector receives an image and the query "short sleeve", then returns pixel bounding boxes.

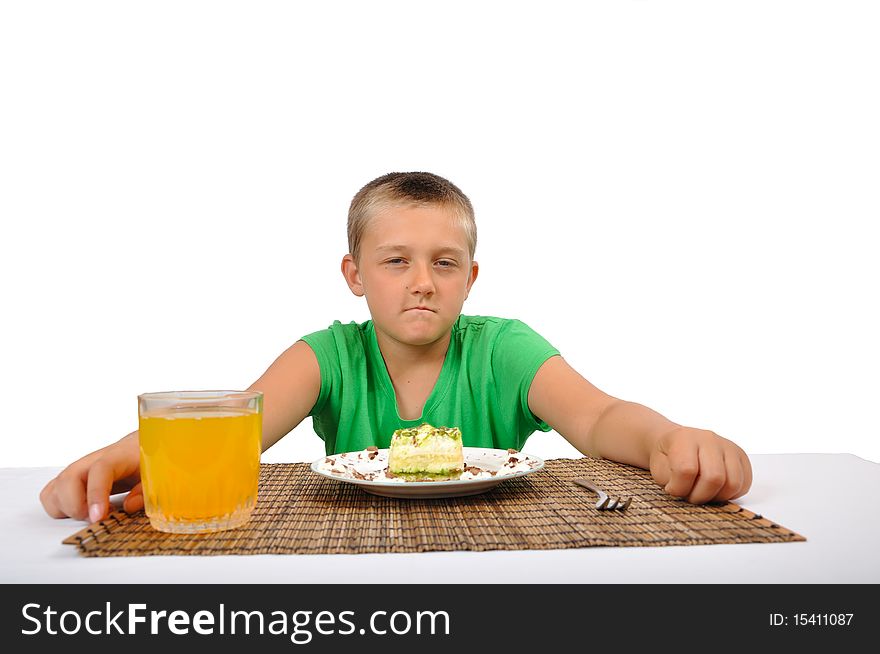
[491,320,560,433]
[299,327,338,417]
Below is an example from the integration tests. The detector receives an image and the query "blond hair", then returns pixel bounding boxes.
[347,172,476,263]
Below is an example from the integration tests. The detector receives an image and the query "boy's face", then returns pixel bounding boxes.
[342,204,479,349]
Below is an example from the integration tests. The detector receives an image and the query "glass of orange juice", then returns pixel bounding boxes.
[137,390,262,534]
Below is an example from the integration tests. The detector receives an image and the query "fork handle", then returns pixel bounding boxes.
[572,478,601,494]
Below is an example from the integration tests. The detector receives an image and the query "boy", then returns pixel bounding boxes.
[40,172,752,524]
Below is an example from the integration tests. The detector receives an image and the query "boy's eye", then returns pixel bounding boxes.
[383,258,457,267]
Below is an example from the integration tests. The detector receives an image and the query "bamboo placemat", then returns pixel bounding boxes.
[63,458,805,556]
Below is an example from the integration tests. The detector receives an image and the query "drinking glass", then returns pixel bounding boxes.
[137,390,262,533]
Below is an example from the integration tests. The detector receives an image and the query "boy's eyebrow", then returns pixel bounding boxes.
[374,244,467,257]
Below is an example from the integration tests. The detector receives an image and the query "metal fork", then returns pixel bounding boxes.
[573,477,632,511]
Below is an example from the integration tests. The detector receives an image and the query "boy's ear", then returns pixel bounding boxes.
[465,260,479,299]
[341,254,365,297]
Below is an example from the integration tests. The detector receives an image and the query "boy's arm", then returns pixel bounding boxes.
[527,355,752,504]
[247,339,321,453]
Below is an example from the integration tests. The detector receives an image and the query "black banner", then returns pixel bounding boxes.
[1,584,875,652]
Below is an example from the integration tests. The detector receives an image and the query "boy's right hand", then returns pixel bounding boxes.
[39,431,144,523]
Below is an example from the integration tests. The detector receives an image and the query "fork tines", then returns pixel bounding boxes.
[602,496,632,511]
[573,477,632,511]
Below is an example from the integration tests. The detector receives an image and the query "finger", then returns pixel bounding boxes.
[53,468,91,521]
[122,483,145,513]
[686,446,727,504]
[86,456,141,522]
[86,454,139,524]
[40,445,110,519]
[711,453,745,502]
[39,478,67,519]
[728,449,753,500]
[85,460,114,523]
[662,439,700,499]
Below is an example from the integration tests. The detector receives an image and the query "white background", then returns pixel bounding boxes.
[1,1,877,468]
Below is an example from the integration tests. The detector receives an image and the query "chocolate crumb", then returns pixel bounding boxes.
[366,446,378,452]
[508,456,518,464]
[352,470,367,480]
[507,448,518,454]
[385,470,397,478]
[465,466,484,474]
[368,450,379,460]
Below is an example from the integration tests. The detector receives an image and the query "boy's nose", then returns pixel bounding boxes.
[408,262,435,294]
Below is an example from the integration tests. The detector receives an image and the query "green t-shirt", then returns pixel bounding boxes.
[300,315,560,455]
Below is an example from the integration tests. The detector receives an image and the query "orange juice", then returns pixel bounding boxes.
[138,407,261,533]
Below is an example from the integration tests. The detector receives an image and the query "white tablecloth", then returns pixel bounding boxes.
[2,454,878,583]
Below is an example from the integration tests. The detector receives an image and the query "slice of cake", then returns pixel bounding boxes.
[388,423,464,479]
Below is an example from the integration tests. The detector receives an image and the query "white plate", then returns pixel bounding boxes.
[310,447,545,498]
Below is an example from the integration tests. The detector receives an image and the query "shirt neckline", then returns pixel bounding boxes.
[367,319,458,423]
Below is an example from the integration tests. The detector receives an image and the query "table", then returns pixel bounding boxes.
[2,454,878,583]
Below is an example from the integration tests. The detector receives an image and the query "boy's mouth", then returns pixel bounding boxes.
[405,306,437,313]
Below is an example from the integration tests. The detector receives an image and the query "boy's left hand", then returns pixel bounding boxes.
[648,427,752,504]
